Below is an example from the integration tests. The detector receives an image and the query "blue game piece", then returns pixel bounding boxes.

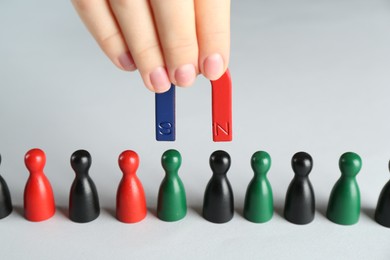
[155,84,175,141]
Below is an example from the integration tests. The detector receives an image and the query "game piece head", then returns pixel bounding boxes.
[161,149,181,173]
[210,150,231,175]
[251,151,271,176]
[339,152,361,178]
[291,152,313,177]
[118,150,139,175]
[25,148,46,173]
[71,149,91,175]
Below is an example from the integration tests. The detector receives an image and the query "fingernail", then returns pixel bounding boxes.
[203,53,224,80]
[150,67,171,92]
[118,52,136,71]
[174,64,196,87]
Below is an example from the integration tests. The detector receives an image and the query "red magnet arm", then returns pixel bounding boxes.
[211,69,232,142]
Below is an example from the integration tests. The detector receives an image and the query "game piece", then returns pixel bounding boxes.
[244,151,273,223]
[0,154,12,219]
[69,150,100,223]
[211,69,232,142]
[155,84,175,141]
[203,150,234,223]
[24,148,55,221]
[284,152,315,224]
[375,160,390,227]
[116,150,147,223]
[157,149,187,221]
[327,152,361,225]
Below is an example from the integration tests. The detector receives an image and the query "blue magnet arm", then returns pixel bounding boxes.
[155,84,176,141]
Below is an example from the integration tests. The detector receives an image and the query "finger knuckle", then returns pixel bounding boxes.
[132,43,161,60]
[99,31,122,47]
[164,38,198,56]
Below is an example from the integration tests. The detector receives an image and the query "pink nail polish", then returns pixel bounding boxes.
[203,54,224,80]
[118,52,136,71]
[174,64,196,87]
[150,67,171,92]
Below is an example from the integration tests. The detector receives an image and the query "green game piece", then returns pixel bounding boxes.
[157,149,187,221]
[326,152,362,225]
[244,151,273,223]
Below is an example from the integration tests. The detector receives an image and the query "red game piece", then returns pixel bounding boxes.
[116,150,147,223]
[211,69,233,142]
[24,148,56,222]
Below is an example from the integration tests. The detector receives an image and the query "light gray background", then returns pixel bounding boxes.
[1,0,390,259]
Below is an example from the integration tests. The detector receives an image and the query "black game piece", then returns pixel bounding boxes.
[0,154,12,219]
[284,152,315,224]
[375,160,390,227]
[69,150,100,223]
[202,150,234,223]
